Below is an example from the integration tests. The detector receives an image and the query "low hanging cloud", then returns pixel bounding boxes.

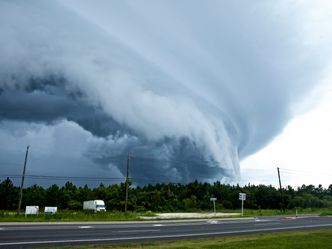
[0,0,331,184]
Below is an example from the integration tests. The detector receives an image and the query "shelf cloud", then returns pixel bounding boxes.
[0,0,331,184]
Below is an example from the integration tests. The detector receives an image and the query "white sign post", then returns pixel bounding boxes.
[210,197,217,214]
[239,193,246,216]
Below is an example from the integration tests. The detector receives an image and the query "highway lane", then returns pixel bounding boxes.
[0,215,331,248]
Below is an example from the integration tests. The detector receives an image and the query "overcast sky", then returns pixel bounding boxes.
[0,0,331,187]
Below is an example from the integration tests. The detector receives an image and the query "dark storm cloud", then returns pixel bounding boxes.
[0,76,127,137]
[0,0,331,185]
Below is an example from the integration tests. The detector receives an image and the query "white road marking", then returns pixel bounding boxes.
[0,228,4,231]
[116,229,160,233]
[153,224,163,227]
[78,226,93,229]
[207,220,218,224]
[0,223,331,247]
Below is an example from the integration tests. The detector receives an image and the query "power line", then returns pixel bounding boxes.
[0,162,22,166]
[0,174,125,181]
[0,174,221,185]
[0,174,214,182]
[278,168,332,177]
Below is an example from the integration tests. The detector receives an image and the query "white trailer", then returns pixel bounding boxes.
[83,200,106,212]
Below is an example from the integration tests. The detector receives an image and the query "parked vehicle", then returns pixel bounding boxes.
[83,200,106,212]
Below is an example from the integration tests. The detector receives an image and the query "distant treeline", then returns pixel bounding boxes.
[1,178,331,211]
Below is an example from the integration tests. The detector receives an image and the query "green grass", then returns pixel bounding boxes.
[43,228,332,249]
[0,210,142,222]
[215,208,332,218]
[242,208,332,217]
[0,208,331,222]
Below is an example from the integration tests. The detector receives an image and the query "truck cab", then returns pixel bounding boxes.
[95,200,106,212]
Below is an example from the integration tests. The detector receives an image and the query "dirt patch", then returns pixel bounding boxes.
[140,212,240,219]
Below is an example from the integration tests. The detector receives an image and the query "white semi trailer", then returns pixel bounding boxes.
[83,200,106,212]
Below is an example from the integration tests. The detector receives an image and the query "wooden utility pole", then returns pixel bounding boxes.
[124,154,130,212]
[18,146,29,214]
[277,167,284,212]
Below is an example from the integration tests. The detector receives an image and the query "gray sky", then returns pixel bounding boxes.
[0,0,331,186]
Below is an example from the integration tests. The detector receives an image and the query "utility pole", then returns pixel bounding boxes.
[18,146,29,215]
[277,167,284,212]
[124,153,130,212]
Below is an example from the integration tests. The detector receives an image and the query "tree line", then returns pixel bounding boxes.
[0,178,331,211]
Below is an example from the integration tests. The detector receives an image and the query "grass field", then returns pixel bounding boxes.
[0,210,142,222]
[0,208,331,222]
[43,228,332,249]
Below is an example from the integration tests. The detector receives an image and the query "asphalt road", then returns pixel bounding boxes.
[0,215,331,248]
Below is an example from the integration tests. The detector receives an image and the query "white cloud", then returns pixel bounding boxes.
[241,82,332,188]
[1,0,332,184]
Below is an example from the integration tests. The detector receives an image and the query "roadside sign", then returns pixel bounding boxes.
[25,206,39,215]
[44,206,57,214]
[239,193,246,201]
[210,197,217,214]
[239,193,246,216]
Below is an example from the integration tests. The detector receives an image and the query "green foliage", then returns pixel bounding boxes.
[0,178,331,212]
[0,178,19,210]
[67,200,82,210]
[0,210,140,222]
